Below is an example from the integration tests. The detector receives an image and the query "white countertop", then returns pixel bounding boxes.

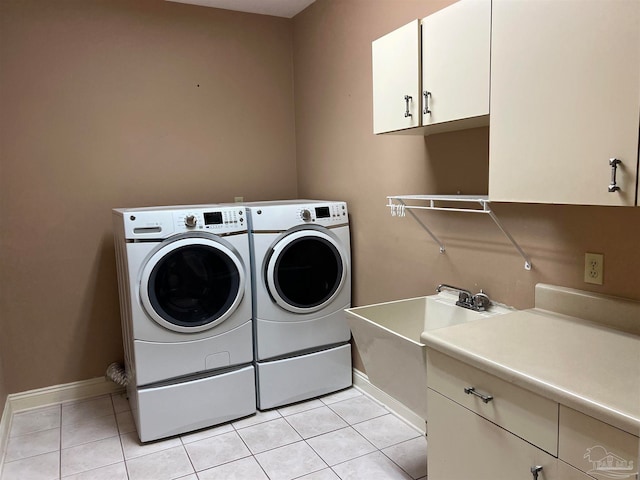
[421,308,640,436]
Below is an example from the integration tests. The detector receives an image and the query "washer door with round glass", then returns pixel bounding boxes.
[266,230,347,314]
[140,236,246,333]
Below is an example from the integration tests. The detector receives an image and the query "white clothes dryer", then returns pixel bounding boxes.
[246,200,352,409]
[112,205,255,442]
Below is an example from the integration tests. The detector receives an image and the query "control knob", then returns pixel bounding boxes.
[301,209,312,222]
[185,214,197,228]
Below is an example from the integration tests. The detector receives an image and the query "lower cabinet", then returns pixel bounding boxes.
[426,350,640,480]
[427,389,558,480]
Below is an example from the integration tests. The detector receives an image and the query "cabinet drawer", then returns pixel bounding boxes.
[427,350,559,455]
[559,406,639,478]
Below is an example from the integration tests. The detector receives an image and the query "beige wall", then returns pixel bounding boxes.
[0,0,297,394]
[292,1,640,370]
[1,0,639,396]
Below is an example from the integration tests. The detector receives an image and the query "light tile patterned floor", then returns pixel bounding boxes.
[0,387,427,480]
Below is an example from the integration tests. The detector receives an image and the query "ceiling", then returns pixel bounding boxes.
[166,0,316,18]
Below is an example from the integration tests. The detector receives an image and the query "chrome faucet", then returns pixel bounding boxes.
[436,284,491,312]
[436,284,473,307]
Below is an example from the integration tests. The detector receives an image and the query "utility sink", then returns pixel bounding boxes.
[345,292,512,420]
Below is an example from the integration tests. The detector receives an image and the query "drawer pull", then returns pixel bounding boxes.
[464,387,493,404]
[530,465,543,479]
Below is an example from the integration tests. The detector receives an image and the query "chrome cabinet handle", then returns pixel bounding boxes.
[423,91,431,115]
[404,95,412,117]
[464,387,493,404]
[609,158,622,192]
[530,465,543,479]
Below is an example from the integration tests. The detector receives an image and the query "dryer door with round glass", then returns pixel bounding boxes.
[140,236,246,333]
[266,230,347,314]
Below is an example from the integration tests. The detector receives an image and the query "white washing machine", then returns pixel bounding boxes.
[112,204,256,442]
[246,200,352,409]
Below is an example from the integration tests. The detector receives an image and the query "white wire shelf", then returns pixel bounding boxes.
[387,195,532,270]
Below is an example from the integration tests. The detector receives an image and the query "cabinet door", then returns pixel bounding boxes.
[489,0,640,205]
[421,0,490,126]
[372,20,421,134]
[427,389,559,480]
[559,405,639,479]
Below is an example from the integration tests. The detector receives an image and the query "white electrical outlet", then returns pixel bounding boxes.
[234,196,244,203]
[584,253,604,285]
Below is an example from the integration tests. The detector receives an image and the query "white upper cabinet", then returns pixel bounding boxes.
[372,20,421,134]
[488,0,640,205]
[372,0,491,135]
[421,0,490,127]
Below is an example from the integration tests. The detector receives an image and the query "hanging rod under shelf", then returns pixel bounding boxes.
[386,195,532,270]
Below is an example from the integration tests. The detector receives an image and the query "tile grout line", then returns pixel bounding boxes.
[230,419,273,479]
[285,392,418,480]
[112,393,132,480]
[177,427,194,478]
[221,392,410,479]
[178,413,274,477]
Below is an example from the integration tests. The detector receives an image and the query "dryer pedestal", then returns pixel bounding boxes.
[245,200,353,410]
[256,344,351,410]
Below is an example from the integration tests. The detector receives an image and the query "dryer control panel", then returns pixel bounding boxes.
[298,203,346,224]
[247,201,348,231]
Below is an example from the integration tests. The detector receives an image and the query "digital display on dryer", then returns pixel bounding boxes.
[315,207,330,218]
[204,212,223,225]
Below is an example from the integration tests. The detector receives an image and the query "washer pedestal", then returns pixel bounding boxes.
[132,365,256,442]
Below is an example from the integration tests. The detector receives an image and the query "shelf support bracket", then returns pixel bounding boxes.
[398,198,446,253]
[387,195,532,270]
[485,209,532,270]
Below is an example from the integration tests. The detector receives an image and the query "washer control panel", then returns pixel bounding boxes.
[175,207,245,233]
[119,205,247,240]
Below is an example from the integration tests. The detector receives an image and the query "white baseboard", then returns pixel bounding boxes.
[352,368,426,434]
[6,376,124,414]
[0,400,12,467]
[0,376,124,464]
